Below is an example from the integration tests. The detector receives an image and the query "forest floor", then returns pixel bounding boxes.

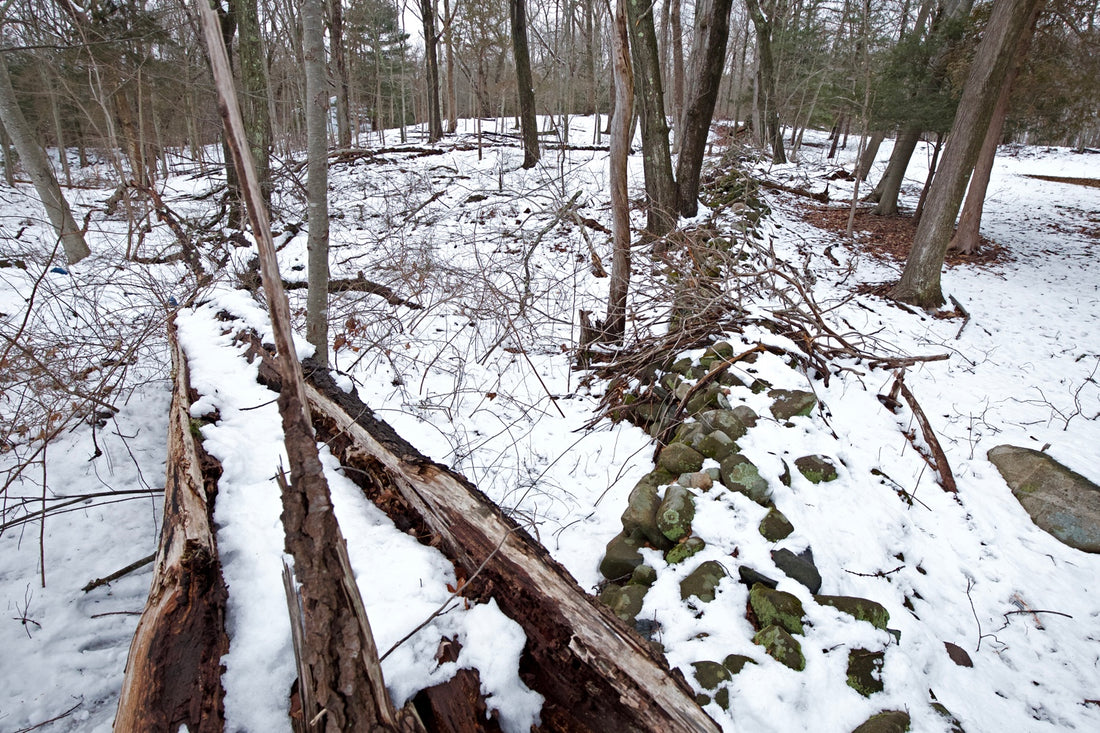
[2,118,1099,732]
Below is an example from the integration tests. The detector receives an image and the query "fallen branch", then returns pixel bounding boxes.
[281,274,423,308]
[759,178,830,202]
[82,553,155,593]
[949,294,971,340]
[893,373,957,494]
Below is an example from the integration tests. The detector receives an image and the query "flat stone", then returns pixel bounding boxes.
[666,537,706,564]
[815,595,890,630]
[738,566,778,589]
[658,442,706,475]
[680,560,728,602]
[599,531,645,581]
[768,389,817,420]
[850,710,911,733]
[988,444,1100,553]
[847,648,885,696]
[720,454,771,504]
[679,471,714,491]
[771,547,822,594]
[752,625,805,671]
[749,584,805,635]
[795,454,839,483]
[691,660,732,690]
[657,485,696,542]
[759,506,795,541]
[722,654,757,675]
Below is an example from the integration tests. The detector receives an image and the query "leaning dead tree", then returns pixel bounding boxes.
[247,342,721,732]
[113,318,229,732]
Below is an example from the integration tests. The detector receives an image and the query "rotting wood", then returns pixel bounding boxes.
[892,373,958,494]
[412,638,503,733]
[758,177,830,202]
[113,316,229,733]
[248,343,721,732]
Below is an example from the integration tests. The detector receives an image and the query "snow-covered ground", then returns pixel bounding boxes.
[2,118,1098,732]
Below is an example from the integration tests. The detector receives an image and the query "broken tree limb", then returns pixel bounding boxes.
[82,553,155,593]
[893,374,958,494]
[250,346,720,732]
[113,316,229,733]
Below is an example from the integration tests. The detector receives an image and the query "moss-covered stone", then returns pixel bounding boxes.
[603,583,648,622]
[795,454,839,483]
[752,625,805,671]
[621,482,669,549]
[691,660,732,690]
[847,648,885,696]
[599,531,644,581]
[720,454,771,504]
[699,408,750,442]
[669,356,695,375]
[850,710,910,733]
[759,506,795,541]
[816,595,891,630]
[749,584,806,635]
[665,536,706,564]
[658,443,706,475]
[722,654,756,675]
[931,702,966,733]
[696,430,736,461]
[768,389,817,419]
[657,485,696,542]
[705,341,736,360]
[674,421,706,446]
[629,564,657,586]
[685,383,721,416]
[680,560,728,602]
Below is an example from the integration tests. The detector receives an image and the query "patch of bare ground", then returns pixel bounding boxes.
[799,205,1010,266]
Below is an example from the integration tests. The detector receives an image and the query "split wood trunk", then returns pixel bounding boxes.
[113,317,229,732]
[251,345,720,732]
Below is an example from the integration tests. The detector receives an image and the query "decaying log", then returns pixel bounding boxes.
[411,638,503,733]
[251,345,720,732]
[113,316,229,732]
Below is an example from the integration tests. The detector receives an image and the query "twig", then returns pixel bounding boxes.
[843,565,904,578]
[82,553,156,592]
[949,295,970,340]
[14,699,82,732]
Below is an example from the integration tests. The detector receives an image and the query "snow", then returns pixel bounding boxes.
[2,117,1099,732]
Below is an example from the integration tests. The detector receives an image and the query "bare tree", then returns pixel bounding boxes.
[510,0,540,168]
[605,0,634,342]
[420,0,444,142]
[305,0,330,366]
[892,0,1046,308]
[745,0,786,164]
[0,50,90,263]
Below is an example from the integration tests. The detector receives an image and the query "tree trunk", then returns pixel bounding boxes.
[113,317,229,733]
[196,7,414,729]
[745,0,786,164]
[950,1,1040,254]
[871,127,920,214]
[676,0,734,217]
[420,0,444,142]
[233,0,273,209]
[305,0,330,367]
[913,131,943,223]
[625,0,679,236]
[254,355,724,733]
[443,0,458,133]
[0,54,90,263]
[856,129,885,181]
[329,0,352,149]
[669,0,685,147]
[892,0,1045,308]
[510,0,540,168]
[0,120,14,186]
[605,0,634,343]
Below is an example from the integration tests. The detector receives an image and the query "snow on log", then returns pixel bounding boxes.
[250,344,720,732]
[113,317,229,732]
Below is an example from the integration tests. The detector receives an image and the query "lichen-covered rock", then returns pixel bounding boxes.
[730,405,759,428]
[795,454,839,483]
[816,595,890,630]
[696,430,736,461]
[680,560,728,602]
[691,660,732,690]
[759,506,795,541]
[621,482,669,549]
[749,584,806,635]
[850,710,910,733]
[987,444,1100,553]
[669,356,695,375]
[599,531,645,581]
[657,485,696,542]
[675,421,706,446]
[704,341,736,361]
[771,547,822,594]
[658,442,706,475]
[720,454,771,504]
[666,536,706,564]
[686,383,724,416]
[753,625,805,671]
[629,564,657,586]
[601,583,648,622]
[722,654,756,675]
[699,408,751,442]
[768,389,817,419]
[847,648,885,696]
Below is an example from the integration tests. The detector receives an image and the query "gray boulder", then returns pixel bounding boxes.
[988,444,1100,553]
[768,389,817,420]
[657,485,696,542]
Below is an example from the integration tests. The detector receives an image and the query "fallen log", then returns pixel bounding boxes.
[250,343,720,732]
[113,316,229,732]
